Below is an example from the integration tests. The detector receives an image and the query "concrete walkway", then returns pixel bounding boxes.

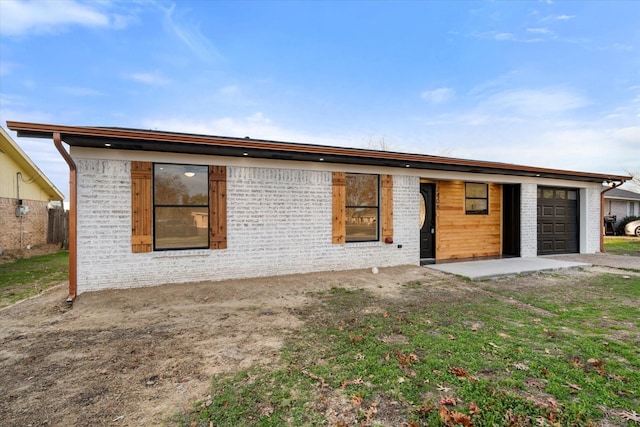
[426,257,591,281]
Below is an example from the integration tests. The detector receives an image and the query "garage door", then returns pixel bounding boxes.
[537,187,578,255]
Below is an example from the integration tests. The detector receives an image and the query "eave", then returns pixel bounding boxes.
[6,121,631,184]
[0,126,65,200]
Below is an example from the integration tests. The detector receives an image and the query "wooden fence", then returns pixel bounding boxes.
[48,206,69,249]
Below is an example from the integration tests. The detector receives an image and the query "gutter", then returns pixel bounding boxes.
[600,180,626,253]
[53,132,77,303]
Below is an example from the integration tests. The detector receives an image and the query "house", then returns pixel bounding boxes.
[0,127,64,252]
[6,121,630,302]
[603,188,640,230]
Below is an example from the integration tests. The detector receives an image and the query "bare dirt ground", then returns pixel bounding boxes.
[1,257,637,427]
[0,265,432,426]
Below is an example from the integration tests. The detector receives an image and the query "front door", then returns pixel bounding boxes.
[420,183,436,259]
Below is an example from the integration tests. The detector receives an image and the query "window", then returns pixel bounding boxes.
[465,182,488,215]
[631,202,636,216]
[154,164,209,250]
[345,173,379,242]
[332,172,392,245]
[131,162,226,253]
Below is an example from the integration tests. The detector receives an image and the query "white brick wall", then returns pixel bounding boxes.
[582,187,602,254]
[75,159,419,293]
[520,183,538,257]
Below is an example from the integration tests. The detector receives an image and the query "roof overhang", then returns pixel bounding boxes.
[6,121,631,184]
[0,126,65,200]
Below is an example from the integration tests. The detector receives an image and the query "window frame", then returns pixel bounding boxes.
[152,163,210,251]
[345,172,380,243]
[465,182,489,215]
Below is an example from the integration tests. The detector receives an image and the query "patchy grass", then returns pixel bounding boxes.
[178,273,640,426]
[0,251,68,308]
[604,237,640,257]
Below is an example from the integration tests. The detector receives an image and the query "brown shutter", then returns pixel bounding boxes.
[131,161,152,253]
[209,166,227,249]
[381,174,393,242]
[332,172,346,244]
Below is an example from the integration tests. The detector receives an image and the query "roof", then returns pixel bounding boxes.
[6,120,631,184]
[604,188,640,201]
[0,126,65,200]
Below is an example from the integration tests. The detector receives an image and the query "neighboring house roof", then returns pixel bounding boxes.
[604,188,640,201]
[0,126,64,201]
[6,121,631,184]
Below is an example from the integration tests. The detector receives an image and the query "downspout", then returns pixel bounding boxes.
[600,180,625,253]
[53,132,77,303]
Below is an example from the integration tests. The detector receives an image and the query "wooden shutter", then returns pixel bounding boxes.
[209,166,227,249]
[332,172,346,244]
[381,174,393,242]
[131,161,152,253]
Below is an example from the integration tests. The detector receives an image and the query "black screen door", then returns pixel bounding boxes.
[420,183,435,259]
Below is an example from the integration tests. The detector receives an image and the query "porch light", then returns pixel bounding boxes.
[184,172,195,177]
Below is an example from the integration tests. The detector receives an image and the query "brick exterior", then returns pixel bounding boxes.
[0,197,49,251]
[520,183,538,257]
[75,159,419,293]
[583,187,601,253]
[71,154,605,294]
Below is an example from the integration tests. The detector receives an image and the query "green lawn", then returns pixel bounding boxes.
[604,237,640,257]
[177,273,640,426]
[0,251,69,308]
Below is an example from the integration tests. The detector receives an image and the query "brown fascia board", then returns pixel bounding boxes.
[6,120,630,183]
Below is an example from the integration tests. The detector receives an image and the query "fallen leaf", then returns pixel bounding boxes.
[571,358,583,368]
[351,394,362,406]
[436,383,451,392]
[620,410,640,422]
[468,402,480,415]
[567,383,582,391]
[587,358,603,367]
[488,342,499,348]
[498,332,510,338]
[512,362,530,371]
[439,396,456,406]
[447,334,457,340]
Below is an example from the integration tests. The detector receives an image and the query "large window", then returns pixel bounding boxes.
[465,182,488,215]
[154,164,209,250]
[346,173,379,242]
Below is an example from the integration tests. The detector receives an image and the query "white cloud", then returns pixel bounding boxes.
[161,3,224,64]
[479,88,590,116]
[555,14,575,21]
[126,72,170,86]
[219,85,239,95]
[0,0,129,36]
[420,87,455,105]
[141,112,360,148]
[527,27,552,35]
[55,86,104,96]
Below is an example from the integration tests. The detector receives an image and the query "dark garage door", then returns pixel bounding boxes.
[537,187,579,255]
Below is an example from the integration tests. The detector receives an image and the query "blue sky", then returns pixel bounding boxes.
[1,0,639,198]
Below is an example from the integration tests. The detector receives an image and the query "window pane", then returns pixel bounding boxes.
[466,183,487,198]
[568,190,577,200]
[346,208,378,242]
[543,189,554,199]
[419,193,426,228]
[155,207,208,249]
[465,199,488,214]
[154,164,208,205]
[346,174,378,207]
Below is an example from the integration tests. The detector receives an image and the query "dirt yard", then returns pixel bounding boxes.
[1,260,637,426]
[0,265,434,426]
